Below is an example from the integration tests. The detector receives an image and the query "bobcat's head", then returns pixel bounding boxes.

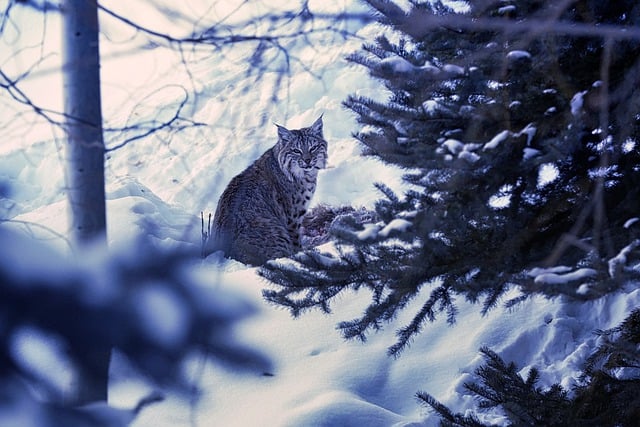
[275,116,328,181]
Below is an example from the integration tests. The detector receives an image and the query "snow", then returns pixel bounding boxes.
[481,125,537,153]
[352,217,412,241]
[379,56,415,73]
[483,129,510,150]
[422,99,453,117]
[2,2,640,426]
[506,50,531,60]
[280,391,405,427]
[419,62,441,76]
[442,64,465,76]
[458,150,480,163]
[624,217,639,229]
[532,268,597,285]
[517,122,537,145]
[442,138,464,154]
[356,223,382,241]
[523,147,541,160]
[571,90,588,116]
[609,240,640,279]
[498,5,516,15]
[538,162,560,187]
[622,137,636,153]
[378,218,412,237]
[441,139,482,163]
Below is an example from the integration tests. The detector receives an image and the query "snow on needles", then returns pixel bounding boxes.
[355,218,412,241]
[529,267,597,285]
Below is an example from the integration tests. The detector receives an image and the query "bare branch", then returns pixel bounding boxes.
[97,3,372,48]
[104,85,207,152]
[2,218,74,253]
[0,68,66,126]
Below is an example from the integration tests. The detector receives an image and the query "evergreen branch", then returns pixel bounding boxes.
[415,390,489,427]
[365,0,640,41]
[337,275,418,342]
[462,347,571,425]
[374,182,400,204]
[423,309,640,426]
[480,281,506,316]
[388,283,453,357]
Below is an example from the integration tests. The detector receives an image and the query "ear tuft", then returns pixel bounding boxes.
[310,115,323,135]
[275,123,292,142]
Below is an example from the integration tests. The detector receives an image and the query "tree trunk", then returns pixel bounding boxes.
[61,0,110,405]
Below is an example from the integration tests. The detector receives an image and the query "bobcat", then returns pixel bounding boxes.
[205,116,327,265]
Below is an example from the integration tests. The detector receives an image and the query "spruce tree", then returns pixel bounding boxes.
[261,0,640,355]
[418,309,640,426]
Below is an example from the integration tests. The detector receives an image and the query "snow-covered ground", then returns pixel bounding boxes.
[2,1,640,426]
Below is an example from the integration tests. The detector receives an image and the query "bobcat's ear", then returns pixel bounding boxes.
[275,123,292,143]
[310,114,323,135]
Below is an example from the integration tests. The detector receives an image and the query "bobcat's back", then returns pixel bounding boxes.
[206,116,327,265]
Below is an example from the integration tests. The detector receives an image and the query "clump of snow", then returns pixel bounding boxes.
[523,147,541,160]
[531,268,597,285]
[506,50,531,60]
[489,184,513,209]
[622,138,636,153]
[354,218,412,241]
[537,163,559,187]
[517,123,537,145]
[498,5,516,15]
[571,90,588,116]
[378,218,412,237]
[608,240,640,279]
[481,124,537,156]
[440,139,483,163]
[379,56,415,73]
[528,266,573,276]
[576,284,591,295]
[443,139,464,154]
[422,100,438,114]
[422,99,453,116]
[483,130,510,150]
[419,61,441,76]
[356,223,382,241]
[624,217,639,229]
[442,64,465,76]
[458,150,480,163]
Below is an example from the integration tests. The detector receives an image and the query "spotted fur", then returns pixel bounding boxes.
[205,116,327,265]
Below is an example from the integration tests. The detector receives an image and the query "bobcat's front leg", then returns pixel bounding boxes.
[287,221,302,253]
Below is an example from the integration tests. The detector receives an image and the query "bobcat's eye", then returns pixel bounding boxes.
[292,148,303,155]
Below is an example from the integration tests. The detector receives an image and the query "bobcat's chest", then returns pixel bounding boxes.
[291,179,315,216]
[286,175,316,230]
